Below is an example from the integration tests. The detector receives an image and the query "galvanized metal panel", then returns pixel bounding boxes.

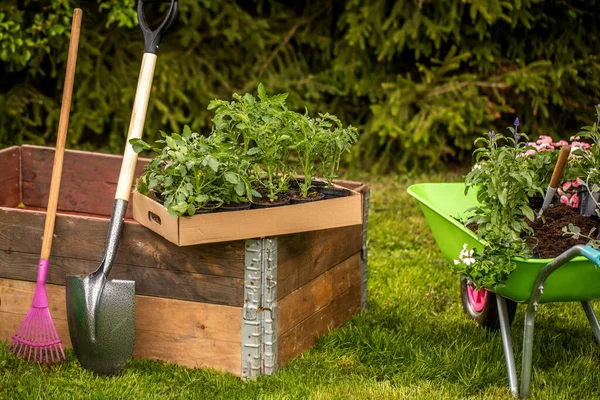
[241,238,278,378]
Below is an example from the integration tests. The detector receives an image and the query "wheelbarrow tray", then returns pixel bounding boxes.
[408,182,600,303]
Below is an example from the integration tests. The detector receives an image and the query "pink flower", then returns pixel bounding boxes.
[538,136,553,144]
[571,141,591,151]
[563,181,572,191]
[522,149,537,156]
[560,195,570,206]
[554,140,569,147]
[571,193,579,209]
[572,179,580,188]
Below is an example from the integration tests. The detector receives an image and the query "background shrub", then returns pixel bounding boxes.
[1,0,599,172]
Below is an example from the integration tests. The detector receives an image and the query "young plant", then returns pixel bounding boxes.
[320,114,358,187]
[208,84,293,201]
[131,126,254,216]
[288,112,330,198]
[459,128,542,287]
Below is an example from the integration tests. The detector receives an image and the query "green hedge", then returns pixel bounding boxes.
[1,0,599,172]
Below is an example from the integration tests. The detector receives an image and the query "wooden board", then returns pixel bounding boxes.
[21,145,148,218]
[0,250,243,306]
[278,283,362,367]
[0,208,245,278]
[277,226,362,300]
[0,278,242,373]
[278,253,361,334]
[0,146,20,207]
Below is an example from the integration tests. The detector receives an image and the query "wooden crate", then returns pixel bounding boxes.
[0,145,369,376]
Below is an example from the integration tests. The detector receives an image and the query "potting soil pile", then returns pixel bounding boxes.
[529,205,599,258]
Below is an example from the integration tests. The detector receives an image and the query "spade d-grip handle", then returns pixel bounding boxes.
[138,0,179,55]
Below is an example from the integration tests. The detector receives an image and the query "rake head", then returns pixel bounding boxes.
[9,306,66,364]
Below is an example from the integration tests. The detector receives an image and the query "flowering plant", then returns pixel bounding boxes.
[459,122,541,287]
[565,105,600,185]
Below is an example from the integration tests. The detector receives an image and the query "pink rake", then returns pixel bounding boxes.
[8,8,82,365]
[9,261,65,363]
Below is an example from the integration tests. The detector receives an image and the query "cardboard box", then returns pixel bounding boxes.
[132,186,363,246]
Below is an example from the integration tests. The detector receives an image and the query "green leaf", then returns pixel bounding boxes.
[224,172,238,184]
[129,138,152,153]
[247,147,261,155]
[207,156,219,172]
[520,205,535,221]
[166,136,177,149]
[257,83,266,100]
[235,181,245,196]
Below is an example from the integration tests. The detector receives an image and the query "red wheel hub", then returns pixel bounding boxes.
[467,285,488,312]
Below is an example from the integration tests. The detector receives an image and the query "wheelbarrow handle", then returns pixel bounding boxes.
[580,245,600,266]
[138,0,179,54]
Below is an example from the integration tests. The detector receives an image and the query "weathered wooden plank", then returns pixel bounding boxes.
[0,208,245,278]
[0,278,242,373]
[0,251,244,306]
[22,180,133,218]
[21,145,148,216]
[134,329,241,373]
[0,179,20,208]
[21,145,148,186]
[278,284,362,368]
[0,146,20,207]
[277,225,362,300]
[278,253,361,335]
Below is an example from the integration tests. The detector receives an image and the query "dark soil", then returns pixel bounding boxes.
[529,205,598,258]
[289,191,325,204]
[252,193,291,208]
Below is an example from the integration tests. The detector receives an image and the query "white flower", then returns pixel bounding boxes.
[472,164,482,170]
[463,257,476,266]
[454,259,461,265]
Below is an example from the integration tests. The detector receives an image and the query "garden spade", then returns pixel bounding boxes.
[65,0,178,375]
[541,145,571,212]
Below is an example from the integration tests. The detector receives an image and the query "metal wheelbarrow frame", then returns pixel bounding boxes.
[408,182,600,398]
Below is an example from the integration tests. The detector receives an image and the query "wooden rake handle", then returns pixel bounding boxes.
[40,8,82,260]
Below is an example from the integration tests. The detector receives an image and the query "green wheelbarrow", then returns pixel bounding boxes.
[408,182,600,398]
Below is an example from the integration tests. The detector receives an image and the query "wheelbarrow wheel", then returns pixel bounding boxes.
[460,278,517,330]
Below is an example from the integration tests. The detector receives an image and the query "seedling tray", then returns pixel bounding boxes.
[133,184,364,246]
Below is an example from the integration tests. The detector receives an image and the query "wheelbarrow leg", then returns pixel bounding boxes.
[520,299,538,398]
[581,301,600,346]
[497,295,519,397]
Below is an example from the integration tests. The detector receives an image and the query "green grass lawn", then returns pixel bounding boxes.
[3,171,600,399]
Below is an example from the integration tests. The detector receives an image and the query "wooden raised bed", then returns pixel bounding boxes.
[0,145,369,376]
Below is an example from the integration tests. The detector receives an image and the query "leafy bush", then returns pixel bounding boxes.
[460,130,540,288]
[1,1,599,172]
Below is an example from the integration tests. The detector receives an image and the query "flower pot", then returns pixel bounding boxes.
[316,186,351,199]
[251,193,291,208]
[220,202,252,212]
[289,191,325,204]
[528,195,543,211]
[577,187,600,218]
[289,178,327,190]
